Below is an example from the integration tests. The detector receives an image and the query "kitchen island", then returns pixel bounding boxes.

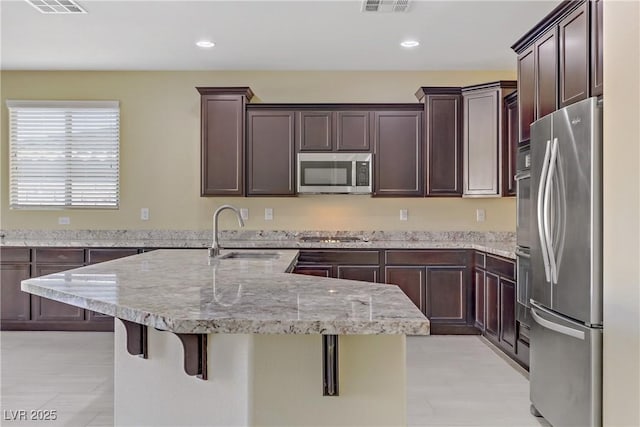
[21,249,429,427]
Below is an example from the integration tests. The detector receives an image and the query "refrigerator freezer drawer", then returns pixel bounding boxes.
[530,303,602,427]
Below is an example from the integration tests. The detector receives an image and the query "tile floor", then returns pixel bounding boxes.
[1,332,549,427]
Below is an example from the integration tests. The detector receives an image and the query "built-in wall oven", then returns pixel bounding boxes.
[515,145,531,332]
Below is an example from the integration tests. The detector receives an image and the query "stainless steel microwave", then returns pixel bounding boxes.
[297,153,372,194]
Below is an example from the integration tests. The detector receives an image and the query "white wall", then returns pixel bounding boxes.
[602,1,640,426]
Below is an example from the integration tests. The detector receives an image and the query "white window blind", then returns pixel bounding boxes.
[7,100,120,209]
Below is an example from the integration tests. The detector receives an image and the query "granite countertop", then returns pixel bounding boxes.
[21,249,430,336]
[0,230,517,259]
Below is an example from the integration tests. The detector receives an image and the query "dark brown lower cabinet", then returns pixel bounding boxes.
[474,269,485,330]
[336,265,379,283]
[384,250,475,334]
[1,248,32,323]
[31,264,86,322]
[474,253,527,369]
[293,250,381,283]
[1,247,140,331]
[499,277,516,352]
[385,267,424,313]
[485,272,500,341]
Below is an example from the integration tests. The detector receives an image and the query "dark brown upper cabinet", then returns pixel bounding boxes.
[462,81,516,197]
[297,111,333,151]
[416,87,463,197]
[335,111,371,151]
[196,87,254,196]
[246,110,296,196]
[512,1,601,143]
[296,110,370,152]
[590,0,603,97]
[559,2,590,108]
[503,91,518,197]
[373,109,424,197]
[516,27,557,145]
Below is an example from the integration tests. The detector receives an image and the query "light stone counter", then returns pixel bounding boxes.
[21,248,429,335]
[21,248,426,426]
[1,229,516,259]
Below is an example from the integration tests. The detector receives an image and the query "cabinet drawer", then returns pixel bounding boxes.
[385,250,468,266]
[87,248,138,264]
[0,247,31,263]
[297,250,379,265]
[34,248,85,264]
[486,254,515,279]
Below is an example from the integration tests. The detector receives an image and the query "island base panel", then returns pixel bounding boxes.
[114,323,406,426]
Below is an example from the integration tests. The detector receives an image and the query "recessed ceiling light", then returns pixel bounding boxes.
[25,0,86,14]
[196,40,215,48]
[400,40,420,48]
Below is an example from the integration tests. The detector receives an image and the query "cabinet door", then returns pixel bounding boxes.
[1,263,31,321]
[425,94,462,195]
[517,45,535,143]
[424,266,466,324]
[385,267,424,312]
[247,110,296,195]
[293,265,333,278]
[559,2,589,108]
[373,110,423,196]
[86,249,137,322]
[31,264,85,322]
[463,90,499,196]
[337,265,379,283]
[201,95,246,196]
[335,111,370,151]
[297,111,333,151]
[474,269,486,330]
[485,272,500,340]
[535,28,558,119]
[590,0,603,97]
[499,277,517,352]
[502,93,518,197]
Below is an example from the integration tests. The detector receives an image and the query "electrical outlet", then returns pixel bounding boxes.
[140,208,149,221]
[264,208,273,221]
[240,208,249,221]
[58,216,70,225]
[476,208,486,222]
[399,209,408,221]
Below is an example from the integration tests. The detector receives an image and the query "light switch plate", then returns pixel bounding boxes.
[140,208,149,221]
[264,208,273,221]
[58,216,70,225]
[240,208,249,221]
[399,209,408,221]
[476,208,486,222]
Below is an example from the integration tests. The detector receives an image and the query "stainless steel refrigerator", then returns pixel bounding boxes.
[529,96,603,427]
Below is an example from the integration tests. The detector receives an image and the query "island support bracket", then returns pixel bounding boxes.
[173,333,208,380]
[119,319,148,359]
[322,335,339,396]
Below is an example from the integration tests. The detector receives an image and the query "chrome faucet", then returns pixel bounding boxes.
[209,205,245,257]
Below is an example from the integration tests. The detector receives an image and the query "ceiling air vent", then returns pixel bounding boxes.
[362,0,410,13]
[25,0,86,14]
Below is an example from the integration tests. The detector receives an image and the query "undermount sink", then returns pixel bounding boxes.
[218,252,279,260]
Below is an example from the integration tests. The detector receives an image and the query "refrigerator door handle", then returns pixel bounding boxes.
[544,137,560,284]
[531,306,585,340]
[537,140,552,283]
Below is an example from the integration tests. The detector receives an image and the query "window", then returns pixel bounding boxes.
[7,100,120,208]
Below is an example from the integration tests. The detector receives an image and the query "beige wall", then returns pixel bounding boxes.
[0,70,516,231]
[602,1,640,426]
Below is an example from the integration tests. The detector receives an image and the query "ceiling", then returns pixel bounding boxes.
[1,0,560,71]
